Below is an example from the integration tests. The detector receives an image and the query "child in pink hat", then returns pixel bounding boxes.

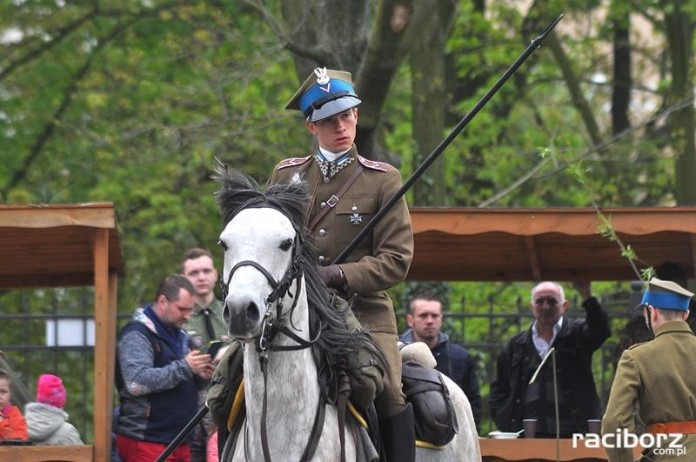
[36,374,67,408]
[24,374,83,445]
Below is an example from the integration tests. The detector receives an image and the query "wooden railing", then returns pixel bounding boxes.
[480,438,643,462]
[0,445,93,462]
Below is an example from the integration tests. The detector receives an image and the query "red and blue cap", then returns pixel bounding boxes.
[640,277,694,311]
[285,67,361,122]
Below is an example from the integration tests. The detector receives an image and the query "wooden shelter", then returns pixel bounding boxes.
[408,206,696,282]
[0,203,124,462]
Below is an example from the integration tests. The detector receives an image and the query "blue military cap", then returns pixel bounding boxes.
[285,67,361,122]
[641,277,694,311]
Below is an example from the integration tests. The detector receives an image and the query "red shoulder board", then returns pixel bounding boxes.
[357,155,389,172]
[276,156,312,170]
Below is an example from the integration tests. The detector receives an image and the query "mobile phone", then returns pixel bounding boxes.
[205,340,223,358]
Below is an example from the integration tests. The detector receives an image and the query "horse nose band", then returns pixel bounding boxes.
[222,259,282,300]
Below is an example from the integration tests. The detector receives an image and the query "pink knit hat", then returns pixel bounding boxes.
[36,374,67,408]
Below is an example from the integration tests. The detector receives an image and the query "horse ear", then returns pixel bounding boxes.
[212,160,262,224]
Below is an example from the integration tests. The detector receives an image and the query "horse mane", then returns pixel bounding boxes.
[213,163,386,404]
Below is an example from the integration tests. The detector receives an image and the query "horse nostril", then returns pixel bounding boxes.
[223,305,231,325]
[246,302,260,323]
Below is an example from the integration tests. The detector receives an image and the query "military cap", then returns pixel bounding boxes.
[641,277,694,311]
[285,67,361,122]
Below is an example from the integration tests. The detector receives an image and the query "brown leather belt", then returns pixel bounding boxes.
[647,421,696,435]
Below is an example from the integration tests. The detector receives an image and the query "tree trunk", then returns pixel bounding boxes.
[409,0,457,205]
[662,1,696,205]
[279,0,436,163]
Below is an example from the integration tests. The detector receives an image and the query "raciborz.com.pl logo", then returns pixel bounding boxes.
[573,429,687,457]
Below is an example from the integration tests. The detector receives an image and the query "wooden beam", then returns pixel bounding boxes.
[478,438,642,461]
[0,203,116,228]
[92,228,110,462]
[524,236,542,280]
[0,445,93,462]
[410,206,696,236]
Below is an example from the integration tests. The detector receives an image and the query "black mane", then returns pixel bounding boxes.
[213,163,385,403]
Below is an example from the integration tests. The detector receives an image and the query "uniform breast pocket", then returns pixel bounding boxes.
[335,195,376,244]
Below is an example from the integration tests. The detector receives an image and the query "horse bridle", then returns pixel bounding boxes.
[219,207,326,462]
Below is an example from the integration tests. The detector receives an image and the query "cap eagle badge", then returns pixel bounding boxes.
[314,67,331,92]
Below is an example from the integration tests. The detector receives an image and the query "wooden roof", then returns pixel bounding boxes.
[408,207,696,282]
[0,202,125,288]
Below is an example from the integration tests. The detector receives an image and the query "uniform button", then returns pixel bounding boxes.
[318,255,326,263]
[319,229,326,237]
[320,202,327,208]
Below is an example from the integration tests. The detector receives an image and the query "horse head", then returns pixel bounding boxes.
[214,164,309,341]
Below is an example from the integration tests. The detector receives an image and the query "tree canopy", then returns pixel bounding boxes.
[1,0,693,312]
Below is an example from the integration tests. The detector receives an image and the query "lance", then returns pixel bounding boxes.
[334,13,564,264]
[155,405,208,462]
[155,13,563,462]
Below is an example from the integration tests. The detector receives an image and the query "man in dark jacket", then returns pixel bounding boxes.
[115,275,215,462]
[400,292,482,431]
[489,281,611,438]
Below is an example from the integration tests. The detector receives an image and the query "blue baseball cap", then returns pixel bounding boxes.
[640,277,694,311]
[285,67,361,122]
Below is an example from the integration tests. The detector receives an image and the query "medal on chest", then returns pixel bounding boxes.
[350,204,362,225]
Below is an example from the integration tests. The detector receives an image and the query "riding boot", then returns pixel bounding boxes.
[379,403,416,462]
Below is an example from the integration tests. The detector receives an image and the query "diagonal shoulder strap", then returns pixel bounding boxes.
[308,165,364,231]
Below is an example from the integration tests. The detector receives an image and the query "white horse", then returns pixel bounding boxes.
[214,167,481,462]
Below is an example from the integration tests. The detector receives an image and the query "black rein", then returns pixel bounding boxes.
[221,226,328,462]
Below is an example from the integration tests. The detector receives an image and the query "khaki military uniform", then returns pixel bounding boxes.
[185,298,229,350]
[270,146,414,415]
[184,298,229,462]
[603,321,696,461]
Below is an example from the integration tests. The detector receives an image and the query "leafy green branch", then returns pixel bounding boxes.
[564,158,652,282]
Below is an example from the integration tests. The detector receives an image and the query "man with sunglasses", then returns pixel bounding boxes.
[603,277,696,461]
[489,281,611,437]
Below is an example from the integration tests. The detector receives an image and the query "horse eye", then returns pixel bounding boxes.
[218,239,228,251]
[279,239,293,251]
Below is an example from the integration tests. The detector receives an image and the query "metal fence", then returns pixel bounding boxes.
[0,287,134,443]
[396,286,645,434]
[1,285,644,440]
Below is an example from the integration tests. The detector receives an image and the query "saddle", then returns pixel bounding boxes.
[401,361,458,447]
[399,342,459,447]
[352,342,459,454]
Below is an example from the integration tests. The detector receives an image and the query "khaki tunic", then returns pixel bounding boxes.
[184,298,229,349]
[270,146,414,413]
[602,321,696,461]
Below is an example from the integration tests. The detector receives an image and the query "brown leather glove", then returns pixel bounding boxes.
[317,264,346,290]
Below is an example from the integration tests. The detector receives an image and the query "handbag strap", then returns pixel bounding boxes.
[308,165,364,231]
